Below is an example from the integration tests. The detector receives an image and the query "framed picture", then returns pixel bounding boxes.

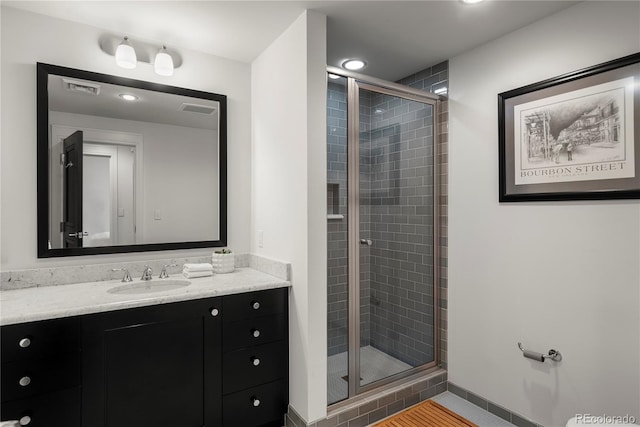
[498,52,640,202]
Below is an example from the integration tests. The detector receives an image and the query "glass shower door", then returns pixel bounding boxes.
[327,73,439,406]
[355,83,437,391]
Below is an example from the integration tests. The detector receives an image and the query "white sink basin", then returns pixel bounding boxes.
[108,280,191,295]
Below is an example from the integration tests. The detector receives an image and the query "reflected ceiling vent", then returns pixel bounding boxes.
[62,78,101,95]
[179,103,217,115]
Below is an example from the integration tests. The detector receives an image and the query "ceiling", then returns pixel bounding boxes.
[49,74,219,130]
[4,0,580,81]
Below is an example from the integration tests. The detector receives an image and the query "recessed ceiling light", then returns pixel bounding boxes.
[119,93,138,101]
[328,73,341,80]
[342,59,367,71]
[461,0,484,4]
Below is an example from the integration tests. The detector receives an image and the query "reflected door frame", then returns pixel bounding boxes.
[50,125,143,248]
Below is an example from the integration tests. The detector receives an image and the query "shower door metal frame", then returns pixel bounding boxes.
[339,68,443,400]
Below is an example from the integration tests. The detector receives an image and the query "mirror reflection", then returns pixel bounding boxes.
[38,64,227,257]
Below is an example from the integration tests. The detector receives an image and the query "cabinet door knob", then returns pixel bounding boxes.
[18,376,31,387]
[251,396,261,407]
[251,329,261,338]
[251,357,261,366]
[20,415,32,426]
[210,308,219,317]
[251,301,260,310]
[19,338,31,348]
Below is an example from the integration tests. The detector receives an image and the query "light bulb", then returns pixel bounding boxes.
[115,37,137,69]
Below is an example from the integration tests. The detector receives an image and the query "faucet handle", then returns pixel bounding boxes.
[159,264,178,279]
[141,265,153,281]
[111,268,132,282]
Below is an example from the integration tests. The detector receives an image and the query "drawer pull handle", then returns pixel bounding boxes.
[251,301,260,310]
[251,329,261,338]
[251,357,261,366]
[251,396,261,407]
[19,338,31,348]
[20,415,32,426]
[18,376,31,387]
[210,308,219,317]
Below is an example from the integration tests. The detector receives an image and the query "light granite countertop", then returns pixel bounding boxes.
[0,268,290,326]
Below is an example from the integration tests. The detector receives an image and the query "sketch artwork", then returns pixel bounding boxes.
[514,77,635,186]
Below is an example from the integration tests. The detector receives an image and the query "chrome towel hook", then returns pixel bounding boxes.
[518,342,562,362]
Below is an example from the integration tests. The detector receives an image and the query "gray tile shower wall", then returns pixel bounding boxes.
[326,62,449,363]
[398,61,449,371]
[363,90,436,367]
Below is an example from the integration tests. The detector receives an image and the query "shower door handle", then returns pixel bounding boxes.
[360,239,373,246]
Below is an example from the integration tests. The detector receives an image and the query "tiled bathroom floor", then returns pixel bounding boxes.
[432,392,516,427]
[327,346,412,404]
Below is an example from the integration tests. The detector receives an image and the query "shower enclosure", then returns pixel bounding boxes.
[327,70,441,405]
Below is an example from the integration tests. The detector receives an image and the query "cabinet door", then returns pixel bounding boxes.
[82,298,221,427]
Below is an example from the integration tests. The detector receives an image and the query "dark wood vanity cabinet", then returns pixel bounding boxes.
[81,297,223,427]
[0,317,82,427]
[0,287,289,427]
[221,289,289,427]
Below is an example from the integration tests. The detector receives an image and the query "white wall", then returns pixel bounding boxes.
[251,10,327,423]
[448,2,640,426]
[0,6,251,269]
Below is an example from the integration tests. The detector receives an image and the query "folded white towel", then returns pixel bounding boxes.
[183,271,213,279]
[183,263,213,273]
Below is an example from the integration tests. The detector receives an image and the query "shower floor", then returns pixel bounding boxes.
[327,345,412,404]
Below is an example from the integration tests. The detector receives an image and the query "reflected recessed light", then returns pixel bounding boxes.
[328,73,341,80]
[461,0,484,3]
[434,87,448,95]
[374,108,384,114]
[342,59,367,71]
[119,93,138,101]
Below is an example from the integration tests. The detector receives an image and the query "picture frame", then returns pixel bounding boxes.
[498,52,640,202]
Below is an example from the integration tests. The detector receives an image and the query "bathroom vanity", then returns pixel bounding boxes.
[0,269,289,427]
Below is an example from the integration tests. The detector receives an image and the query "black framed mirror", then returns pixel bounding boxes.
[37,63,227,257]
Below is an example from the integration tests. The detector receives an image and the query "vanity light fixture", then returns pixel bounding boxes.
[154,45,174,77]
[342,59,367,71]
[109,36,180,76]
[115,37,137,69]
[119,93,138,101]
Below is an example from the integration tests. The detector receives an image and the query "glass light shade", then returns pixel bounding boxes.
[154,47,174,76]
[115,37,137,69]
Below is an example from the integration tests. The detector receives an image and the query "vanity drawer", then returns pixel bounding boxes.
[222,341,287,394]
[0,386,81,427]
[222,379,287,427]
[1,355,81,402]
[222,288,287,322]
[1,317,80,363]
[223,314,286,351]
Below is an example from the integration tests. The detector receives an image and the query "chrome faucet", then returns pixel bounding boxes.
[141,265,153,281]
